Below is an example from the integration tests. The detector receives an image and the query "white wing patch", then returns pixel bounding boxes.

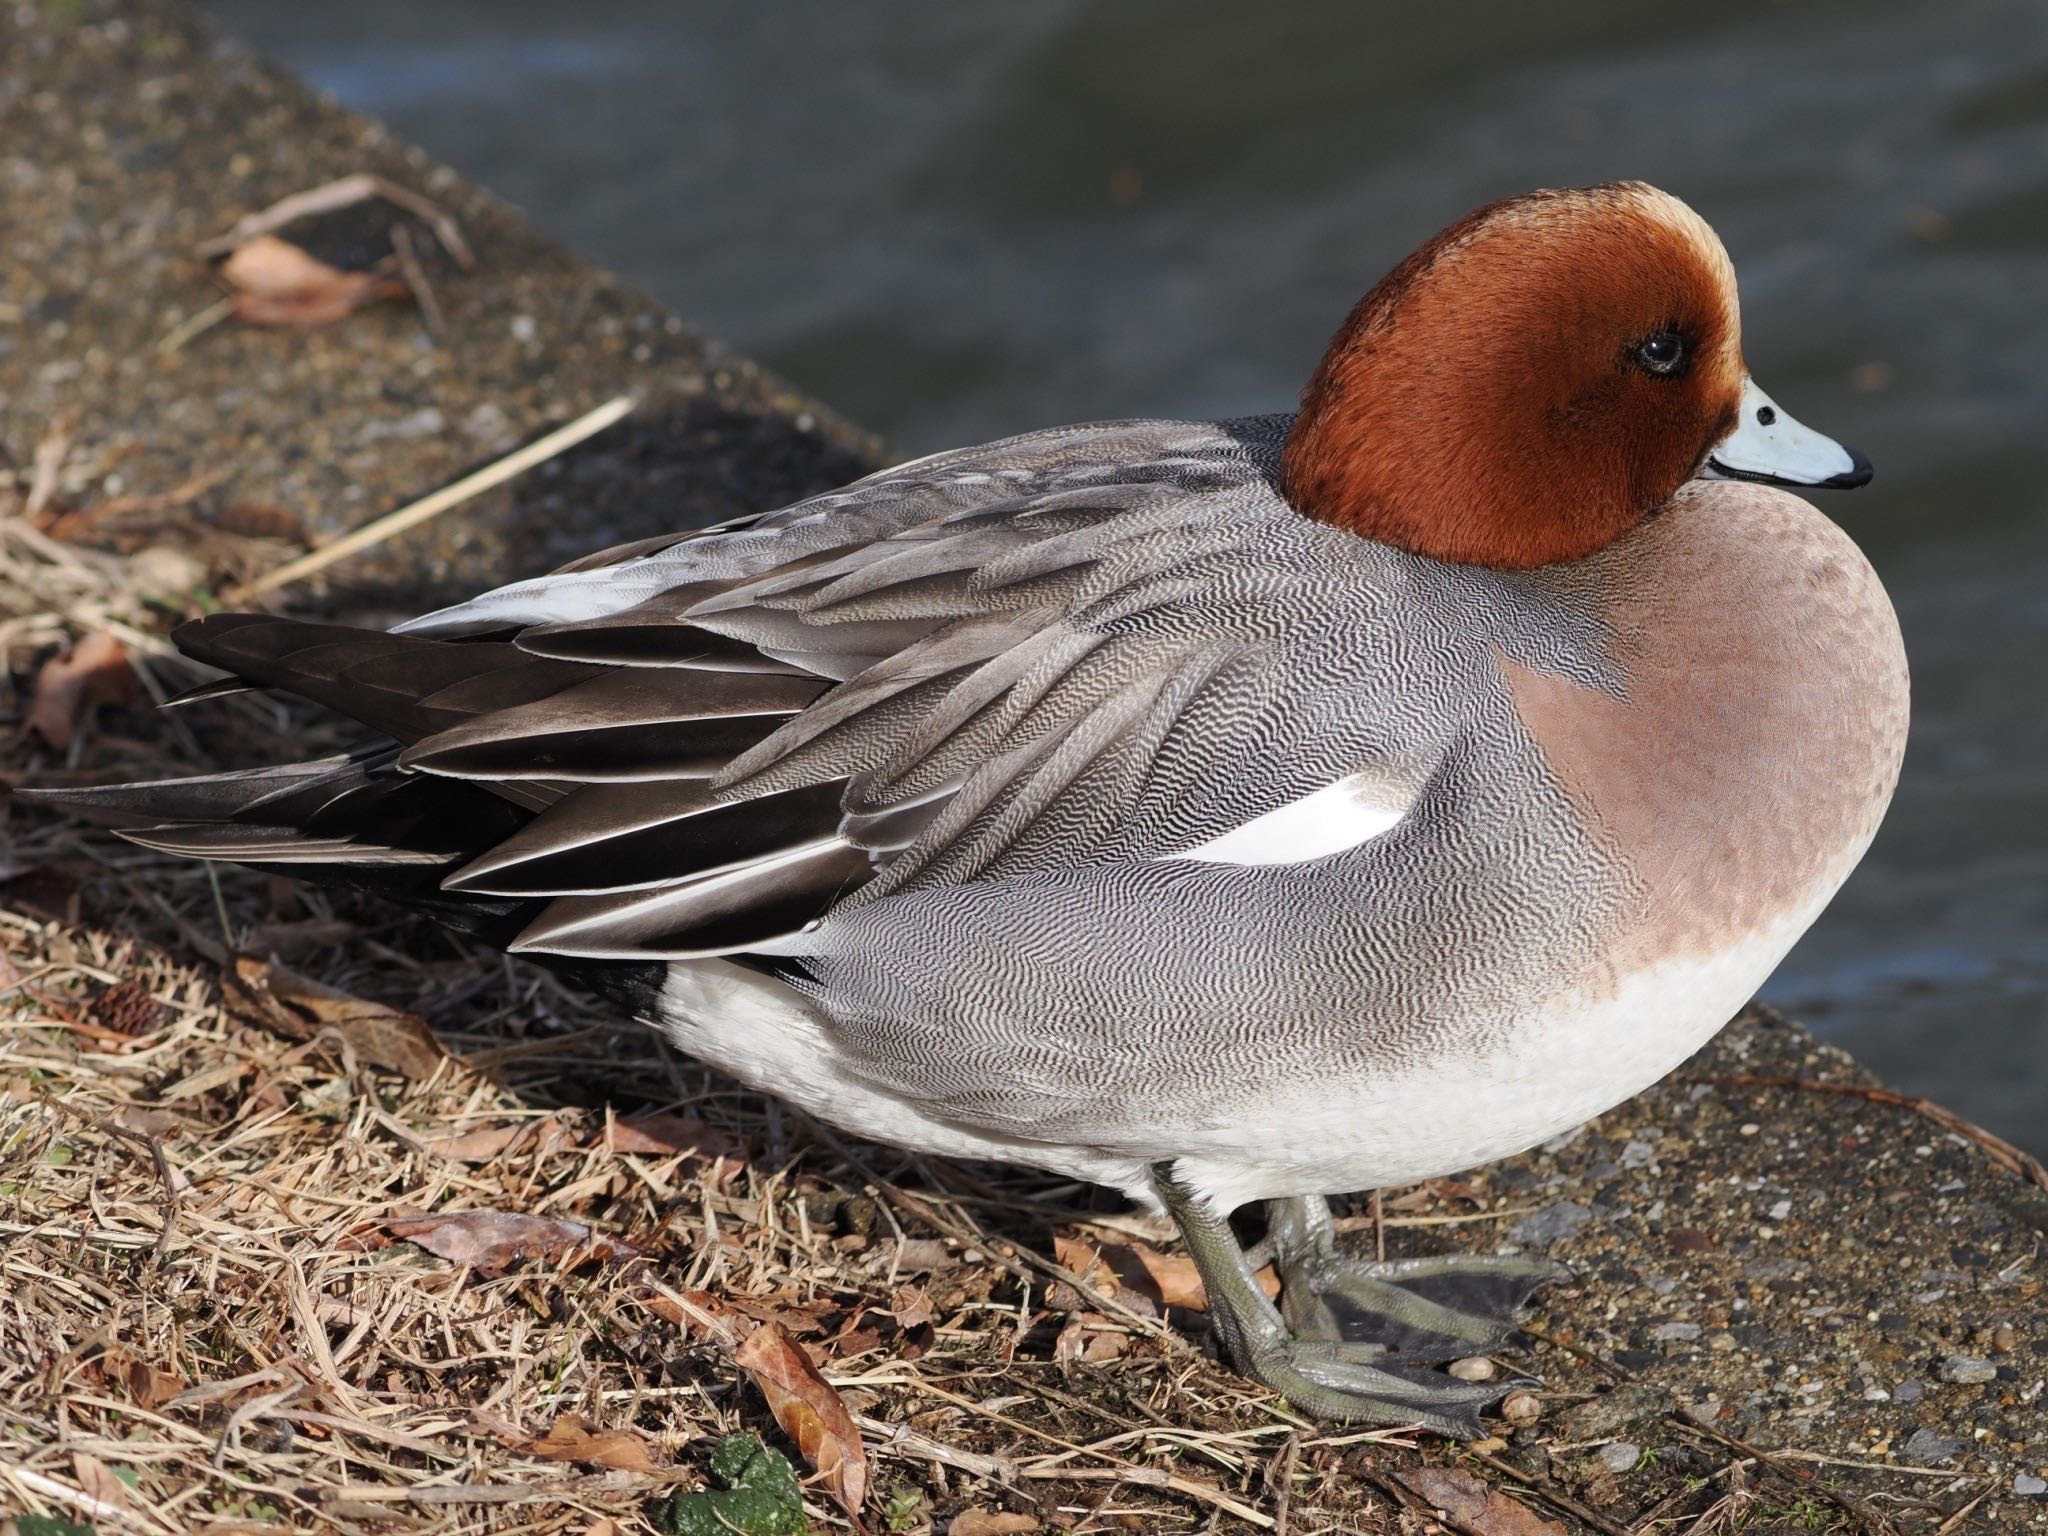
[1169,773,1411,867]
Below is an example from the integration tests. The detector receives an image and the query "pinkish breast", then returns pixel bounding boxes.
[1502,480,1909,970]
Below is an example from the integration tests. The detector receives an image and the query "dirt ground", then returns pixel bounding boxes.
[2,1,2044,1531]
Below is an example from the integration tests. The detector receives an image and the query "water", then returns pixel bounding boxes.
[198,0,2048,1151]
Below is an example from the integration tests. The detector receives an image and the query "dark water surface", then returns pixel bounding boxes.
[199,0,2048,1151]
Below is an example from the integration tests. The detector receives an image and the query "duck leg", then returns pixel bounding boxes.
[1265,1194,1567,1361]
[1153,1167,1510,1438]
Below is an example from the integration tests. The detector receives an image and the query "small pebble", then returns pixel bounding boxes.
[1448,1356,1495,1382]
[1940,1355,1997,1385]
[1991,1323,2017,1353]
[1600,1441,1643,1473]
[1900,1428,1965,1466]
[1652,1322,1701,1343]
[1739,1122,1761,1136]
[1894,1378,1925,1403]
[1706,1331,1737,1352]
[2015,1473,2047,1497]
[1500,1390,1543,1425]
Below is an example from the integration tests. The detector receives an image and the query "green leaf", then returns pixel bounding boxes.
[884,1487,926,1531]
[662,1433,808,1536]
[18,1516,97,1536]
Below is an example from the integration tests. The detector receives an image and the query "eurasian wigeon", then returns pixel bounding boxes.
[29,181,1907,1437]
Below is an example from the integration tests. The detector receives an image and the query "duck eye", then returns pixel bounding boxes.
[1633,331,1689,377]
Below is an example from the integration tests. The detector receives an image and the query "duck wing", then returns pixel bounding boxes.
[27,416,1437,961]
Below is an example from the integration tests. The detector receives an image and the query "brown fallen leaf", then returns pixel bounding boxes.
[423,1116,568,1163]
[734,1319,869,1522]
[224,954,447,1079]
[948,1513,1040,1536]
[1054,1312,1131,1366]
[1392,1467,1567,1536]
[219,234,407,328]
[1055,1232,1277,1314]
[607,1110,747,1163]
[100,1344,185,1410]
[505,1411,662,1474]
[71,1451,145,1522]
[385,1210,643,1276]
[211,499,309,544]
[22,630,134,750]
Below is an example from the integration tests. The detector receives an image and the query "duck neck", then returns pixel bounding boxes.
[1278,349,1655,572]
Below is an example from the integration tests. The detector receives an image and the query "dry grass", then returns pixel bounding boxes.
[0,441,1451,1536]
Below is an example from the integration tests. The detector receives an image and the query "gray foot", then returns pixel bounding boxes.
[1153,1171,1563,1439]
[1268,1194,1568,1362]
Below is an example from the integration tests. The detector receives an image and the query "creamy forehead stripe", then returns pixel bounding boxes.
[1169,773,1412,867]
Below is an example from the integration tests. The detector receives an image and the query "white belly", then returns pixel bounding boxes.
[653,899,1827,1218]
[1168,906,1823,1213]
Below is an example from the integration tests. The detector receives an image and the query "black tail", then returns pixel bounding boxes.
[22,615,591,956]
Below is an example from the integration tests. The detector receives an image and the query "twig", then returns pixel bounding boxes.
[228,395,634,600]
[1667,1414,1900,1536]
[1696,1073,2048,1190]
[39,1092,181,1263]
[155,297,234,356]
[1930,1481,1995,1535]
[389,223,445,340]
[854,1414,1016,1482]
[1627,1456,1752,1536]
[1017,1464,1275,1530]
[196,172,476,268]
[23,414,73,521]
[1266,1430,1301,1536]
[0,1466,177,1534]
[1521,1323,1634,1382]
[1466,1445,1633,1536]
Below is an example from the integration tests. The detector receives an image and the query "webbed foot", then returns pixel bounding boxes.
[1267,1194,1567,1361]
[1153,1170,1566,1438]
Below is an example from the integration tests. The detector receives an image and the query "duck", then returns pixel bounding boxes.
[27,181,1909,1439]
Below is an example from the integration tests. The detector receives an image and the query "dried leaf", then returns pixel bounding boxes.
[219,234,405,328]
[101,1344,185,1410]
[518,1412,662,1473]
[424,1116,566,1162]
[1054,1313,1130,1365]
[734,1318,868,1521]
[1392,1467,1567,1536]
[608,1111,746,1163]
[385,1210,643,1276]
[1055,1233,1277,1313]
[70,1452,142,1520]
[22,630,134,750]
[211,499,308,543]
[949,1512,1040,1536]
[224,955,447,1078]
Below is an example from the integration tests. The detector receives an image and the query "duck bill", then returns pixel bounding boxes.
[1703,378,1872,489]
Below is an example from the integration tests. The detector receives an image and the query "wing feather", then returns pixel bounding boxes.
[41,416,1422,962]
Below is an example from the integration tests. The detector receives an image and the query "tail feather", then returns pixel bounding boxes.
[172,614,602,747]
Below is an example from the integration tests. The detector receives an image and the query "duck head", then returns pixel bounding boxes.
[1280,181,1871,569]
